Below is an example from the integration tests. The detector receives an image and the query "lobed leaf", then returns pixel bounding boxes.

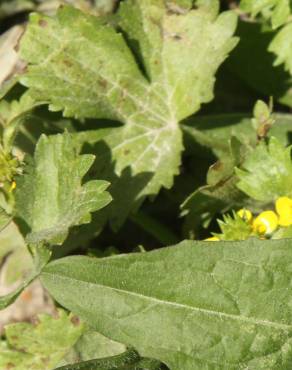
[15,132,111,245]
[226,20,292,107]
[181,113,292,234]
[19,2,238,227]
[240,0,291,29]
[236,136,292,202]
[0,310,84,370]
[269,22,292,75]
[214,211,253,241]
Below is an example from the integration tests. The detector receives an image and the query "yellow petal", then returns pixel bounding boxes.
[9,181,16,192]
[204,236,220,241]
[237,208,253,223]
[253,211,279,235]
[275,196,292,227]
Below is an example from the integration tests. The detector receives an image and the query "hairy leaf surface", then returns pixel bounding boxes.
[19,3,238,227]
[42,239,292,370]
[15,133,111,245]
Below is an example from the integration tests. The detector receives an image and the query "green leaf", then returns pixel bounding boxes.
[181,170,248,235]
[214,211,253,241]
[250,99,275,140]
[181,133,252,235]
[0,0,117,19]
[181,113,292,235]
[118,1,237,122]
[0,221,33,288]
[42,239,292,370]
[0,310,84,370]
[0,207,10,231]
[269,22,292,75]
[0,93,40,151]
[226,20,292,107]
[19,3,238,227]
[58,330,126,366]
[0,221,26,263]
[271,0,291,29]
[253,99,272,125]
[240,0,291,28]
[236,136,292,202]
[240,0,276,17]
[183,114,256,159]
[194,0,219,17]
[15,132,112,245]
[273,225,292,238]
[55,348,167,370]
[0,244,50,309]
[182,112,292,160]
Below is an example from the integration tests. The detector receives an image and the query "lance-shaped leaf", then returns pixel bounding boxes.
[41,238,292,370]
[15,133,112,245]
[19,3,238,227]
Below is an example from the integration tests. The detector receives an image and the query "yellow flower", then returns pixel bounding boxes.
[204,236,220,241]
[237,208,253,223]
[9,181,16,192]
[275,196,292,227]
[252,211,278,235]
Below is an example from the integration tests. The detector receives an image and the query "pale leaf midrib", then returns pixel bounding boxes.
[42,272,292,332]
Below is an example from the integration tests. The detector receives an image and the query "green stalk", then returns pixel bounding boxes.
[130,210,179,246]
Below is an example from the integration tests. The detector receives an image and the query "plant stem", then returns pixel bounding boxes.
[130,210,179,246]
